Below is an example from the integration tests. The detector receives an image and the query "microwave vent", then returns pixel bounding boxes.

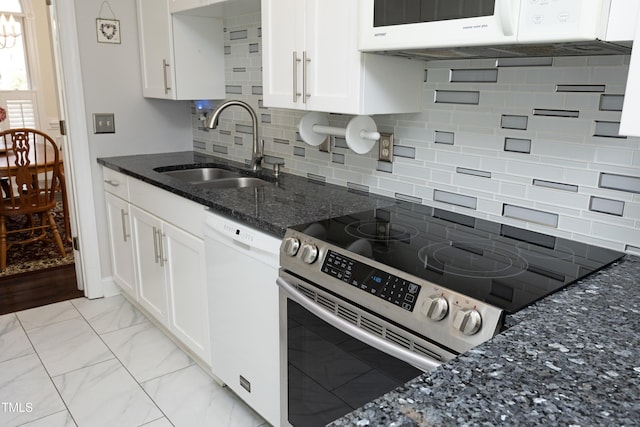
[373,40,632,61]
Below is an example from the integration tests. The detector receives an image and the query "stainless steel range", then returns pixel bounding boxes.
[276,203,624,427]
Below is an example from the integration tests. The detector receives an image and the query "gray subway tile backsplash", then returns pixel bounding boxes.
[457,167,492,178]
[556,84,606,92]
[594,121,625,138]
[599,94,625,111]
[393,146,416,159]
[496,57,553,67]
[347,182,369,194]
[192,13,640,253]
[433,190,477,210]
[599,173,640,194]
[434,131,454,145]
[501,115,528,130]
[434,90,480,105]
[533,109,580,118]
[225,85,243,94]
[504,137,531,154]
[502,204,559,228]
[450,68,498,83]
[396,193,422,204]
[229,29,248,40]
[332,153,345,164]
[532,179,579,192]
[589,196,625,216]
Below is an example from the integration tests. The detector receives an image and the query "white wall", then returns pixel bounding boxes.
[194,13,640,254]
[66,0,193,294]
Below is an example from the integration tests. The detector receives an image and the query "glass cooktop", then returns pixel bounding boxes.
[289,203,625,314]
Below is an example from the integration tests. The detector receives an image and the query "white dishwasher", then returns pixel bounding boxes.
[204,211,282,427]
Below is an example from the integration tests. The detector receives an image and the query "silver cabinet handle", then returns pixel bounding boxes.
[276,276,442,372]
[158,231,166,267]
[120,209,129,242]
[104,179,119,187]
[292,51,301,102]
[152,226,160,264]
[162,59,171,94]
[302,51,310,103]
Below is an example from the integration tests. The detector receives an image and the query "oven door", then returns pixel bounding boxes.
[277,271,445,427]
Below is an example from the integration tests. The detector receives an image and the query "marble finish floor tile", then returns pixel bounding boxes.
[53,358,163,427]
[26,317,114,377]
[71,295,147,335]
[0,313,35,363]
[2,295,271,427]
[16,301,80,331]
[19,410,77,427]
[0,354,66,426]
[101,321,193,383]
[143,364,266,427]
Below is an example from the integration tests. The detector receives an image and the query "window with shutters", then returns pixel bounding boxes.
[0,0,38,130]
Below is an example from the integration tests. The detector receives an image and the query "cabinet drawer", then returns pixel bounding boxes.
[128,177,205,236]
[102,168,130,200]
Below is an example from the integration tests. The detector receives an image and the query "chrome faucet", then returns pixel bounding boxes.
[205,100,264,172]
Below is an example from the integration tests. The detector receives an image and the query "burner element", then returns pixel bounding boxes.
[345,220,420,243]
[418,241,529,279]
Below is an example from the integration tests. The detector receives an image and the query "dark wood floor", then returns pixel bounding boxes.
[0,264,82,315]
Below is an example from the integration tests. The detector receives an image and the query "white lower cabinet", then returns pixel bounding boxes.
[131,206,170,325]
[104,191,136,299]
[164,223,209,361]
[102,168,210,363]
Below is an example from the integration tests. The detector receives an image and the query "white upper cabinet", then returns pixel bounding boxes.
[620,9,640,137]
[170,0,259,15]
[261,0,424,115]
[136,0,225,100]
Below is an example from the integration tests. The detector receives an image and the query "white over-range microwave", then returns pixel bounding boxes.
[359,0,639,59]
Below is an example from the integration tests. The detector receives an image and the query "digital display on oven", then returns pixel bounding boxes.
[322,250,421,311]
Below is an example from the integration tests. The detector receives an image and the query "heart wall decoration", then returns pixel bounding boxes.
[96,18,121,44]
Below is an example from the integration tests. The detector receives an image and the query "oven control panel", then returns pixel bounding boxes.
[322,250,421,312]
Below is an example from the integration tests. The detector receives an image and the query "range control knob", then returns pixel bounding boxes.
[282,237,300,257]
[300,243,319,264]
[422,295,449,321]
[453,308,482,336]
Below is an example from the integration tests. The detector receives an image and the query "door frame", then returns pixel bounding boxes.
[48,0,103,299]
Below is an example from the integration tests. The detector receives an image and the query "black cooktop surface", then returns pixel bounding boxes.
[289,203,625,313]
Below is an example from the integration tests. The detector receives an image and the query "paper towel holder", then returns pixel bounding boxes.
[298,112,380,154]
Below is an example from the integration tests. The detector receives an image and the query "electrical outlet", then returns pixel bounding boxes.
[319,136,331,153]
[378,132,393,162]
[93,113,115,134]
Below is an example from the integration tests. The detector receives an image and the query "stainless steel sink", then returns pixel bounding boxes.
[160,167,241,183]
[195,177,270,189]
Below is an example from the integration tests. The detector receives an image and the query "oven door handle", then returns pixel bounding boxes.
[277,277,442,372]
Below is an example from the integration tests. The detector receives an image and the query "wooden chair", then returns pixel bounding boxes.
[0,128,66,271]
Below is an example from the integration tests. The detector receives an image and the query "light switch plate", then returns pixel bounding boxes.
[93,113,115,134]
[378,132,393,162]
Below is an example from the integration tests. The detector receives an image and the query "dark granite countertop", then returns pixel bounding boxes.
[330,255,640,427]
[99,151,640,426]
[97,151,396,237]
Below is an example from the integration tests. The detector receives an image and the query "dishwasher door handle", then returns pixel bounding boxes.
[277,277,442,373]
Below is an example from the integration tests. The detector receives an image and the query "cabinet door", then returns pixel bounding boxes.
[137,0,174,99]
[163,223,210,362]
[261,0,304,109]
[131,206,168,324]
[104,193,136,298]
[304,0,361,114]
[620,13,640,136]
